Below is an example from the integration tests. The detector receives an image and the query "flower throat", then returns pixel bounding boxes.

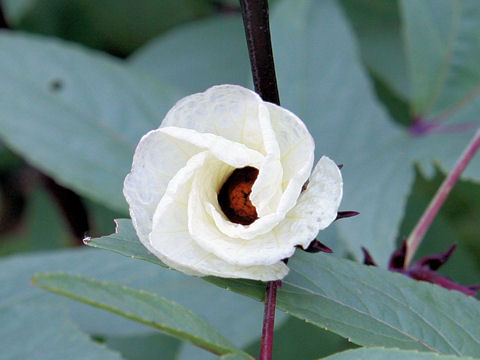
[218,166,259,225]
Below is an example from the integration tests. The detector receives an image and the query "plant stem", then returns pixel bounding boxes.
[239,0,280,105]
[239,1,280,359]
[405,128,480,266]
[260,280,280,360]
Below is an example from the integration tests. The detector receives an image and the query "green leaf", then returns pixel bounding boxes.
[341,0,409,99]
[130,14,251,94]
[0,304,122,360]
[104,333,182,360]
[400,0,480,118]
[87,219,163,265]
[279,252,480,356]
[89,219,480,356]
[0,31,180,212]
[319,348,479,360]
[87,219,264,300]
[270,0,480,263]
[2,0,215,55]
[32,273,251,358]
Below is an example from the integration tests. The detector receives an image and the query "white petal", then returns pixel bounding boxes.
[188,157,341,267]
[158,126,264,169]
[247,96,283,216]
[188,156,295,266]
[282,156,343,249]
[150,152,289,281]
[249,155,283,217]
[207,203,284,240]
[161,85,270,154]
[208,102,316,241]
[123,128,201,274]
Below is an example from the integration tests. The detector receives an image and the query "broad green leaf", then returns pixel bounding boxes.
[278,252,480,356]
[104,333,182,360]
[87,219,164,266]
[0,31,180,212]
[87,219,263,301]
[270,0,480,262]
[0,304,122,360]
[2,0,214,55]
[400,0,480,118]
[0,248,274,352]
[130,14,251,94]
[32,273,251,358]
[341,0,409,99]
[89,219,480,356]
[319,348,479,360]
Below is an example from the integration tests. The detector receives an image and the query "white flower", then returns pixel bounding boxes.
[123,85,343,281]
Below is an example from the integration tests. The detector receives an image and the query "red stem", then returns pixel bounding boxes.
[238,1,280,358]
[260,280,280,360]
[405,128,480,266]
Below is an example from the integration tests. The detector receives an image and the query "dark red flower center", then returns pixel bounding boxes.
[218,166,259,225]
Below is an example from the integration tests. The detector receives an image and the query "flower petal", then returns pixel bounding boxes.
[150,152,289,280]
[265,102,315,196]
[188,156,297,266]
[123,128,201,273]
[284,156,343,249]
[158,126,264,169]
[161,85,270,154]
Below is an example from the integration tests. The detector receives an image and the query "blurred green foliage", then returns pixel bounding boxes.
[0,0,479,359]
[2,0,216,56]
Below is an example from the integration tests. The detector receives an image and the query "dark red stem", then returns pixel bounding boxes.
[239,1,281,358]
[260,280,280,360]
[239,0,280,105]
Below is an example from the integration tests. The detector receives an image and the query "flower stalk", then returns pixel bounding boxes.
[239,0,280,358]
[260,280,280,360]
[405,128,480,266]
[239,0,280,105]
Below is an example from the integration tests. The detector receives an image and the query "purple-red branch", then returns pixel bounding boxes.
[239,0,281,359]
[405,128,480,266]
[260,280,280,360]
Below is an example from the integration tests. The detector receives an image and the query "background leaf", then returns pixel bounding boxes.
[400,0,480,119]
[341,0,409,99]
[277,251,480,356]
[103,333,182,360]
[0,247,283,358]
[91,219,480,356]
[319,348,479,360]
[130,14,251,94]
[0,304,122,360]
[269,0,480,263]
[0,31,180,212]
[2,0,215,55]
[32,273,251,358]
